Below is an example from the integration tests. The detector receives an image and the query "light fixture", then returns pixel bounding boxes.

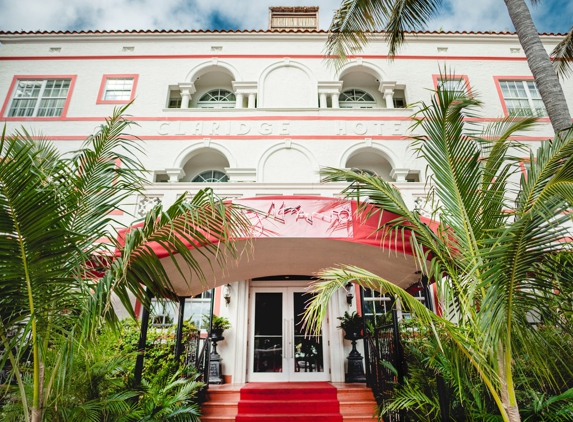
[223,283,231,306]
[345,282,354,305]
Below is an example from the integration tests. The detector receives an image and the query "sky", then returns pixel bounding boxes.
[0,0,570,34]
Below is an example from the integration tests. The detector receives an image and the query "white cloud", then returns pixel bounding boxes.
[0,0,338,32]
[430,0,513,32]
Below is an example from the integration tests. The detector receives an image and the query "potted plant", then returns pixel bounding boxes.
[337,311,364,340]
[202,314,231,339]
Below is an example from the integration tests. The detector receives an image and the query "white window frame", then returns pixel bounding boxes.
[191,170,229,183]
[97,74,138,104]
[197,89,236,109]
[6,78,73,118]
[498,79,547,117]
[339,89,377,109]
[363,289,393,320]
[102,78,134,101]
[149,291,212,331]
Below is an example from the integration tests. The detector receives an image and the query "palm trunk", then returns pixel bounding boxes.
[498,344,522,422]
[504,0,572,133]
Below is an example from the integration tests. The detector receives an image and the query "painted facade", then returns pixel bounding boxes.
[0,18,570,384]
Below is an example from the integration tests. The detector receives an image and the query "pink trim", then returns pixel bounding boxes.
[109,210,125,215]
[214,286,221,316]
[1,115,413,122]
[1,74,77,118]
[0,114,558,123]
[355,284,362,316]
[0,54,530,62]
[492,75,535,116]
[23,134,552,141]
[432,73,473,97]
[96,74,139,104]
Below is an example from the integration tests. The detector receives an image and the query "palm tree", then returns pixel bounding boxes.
[303,83,573,422]
[0,106,251,422]
[326,0,572,133]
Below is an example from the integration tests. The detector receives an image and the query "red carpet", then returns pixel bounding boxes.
[235,382,343,421]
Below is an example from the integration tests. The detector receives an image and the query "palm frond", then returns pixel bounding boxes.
[551,26,573,79]
[325,0,443,69]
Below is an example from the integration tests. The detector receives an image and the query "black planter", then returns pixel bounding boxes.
[211,329,224,340]
[344,331,366,383]
[344,330,363,341]
[209,332,225,384]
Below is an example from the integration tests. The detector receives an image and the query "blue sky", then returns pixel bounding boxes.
[0,0,570,34]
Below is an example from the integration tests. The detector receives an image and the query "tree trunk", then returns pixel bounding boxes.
[504,0,572,133]
[498,344,522,422]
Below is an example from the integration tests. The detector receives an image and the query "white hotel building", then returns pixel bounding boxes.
[0,7,570,389]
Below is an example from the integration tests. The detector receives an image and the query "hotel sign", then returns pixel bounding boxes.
[157,120,407,137]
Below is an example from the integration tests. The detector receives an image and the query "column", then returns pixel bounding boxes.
[248,93,256,109]
[180,90,191,108]
[232,82,258,110]
[331,93,340,109]
[379,81,397,109]
[318,81,343,109]
[165,168,185,183]
[390,168,410,182]
[178,82,196,109]
[235,92,244,109]
[319,92,328,108]
[384,89,395,109]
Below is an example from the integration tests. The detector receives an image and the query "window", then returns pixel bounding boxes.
[400,289,427,319]
[6,78,73,117]
[150,291,212,330]
[435,76,470,97]
[97,74,138,104]
[363,289,393,323]
[363,287,428,323]
[339,89,376,108]
[169,97,182,108]
[498,79,546,117]
[191,170,229,183]
[197,89,236,108]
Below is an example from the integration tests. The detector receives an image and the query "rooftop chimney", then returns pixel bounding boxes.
[268,6,319,31]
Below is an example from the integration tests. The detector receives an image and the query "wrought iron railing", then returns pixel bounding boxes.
[364,310,405,422]
[184,334,211,398]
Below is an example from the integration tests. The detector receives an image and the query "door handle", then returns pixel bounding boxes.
[285,318,292,360]
[284,319,288,359]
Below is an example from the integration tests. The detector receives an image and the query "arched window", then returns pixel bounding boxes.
[339,89,376,108]
[197,89,236,108]
[191,170,229,183]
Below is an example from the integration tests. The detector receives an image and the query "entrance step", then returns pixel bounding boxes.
[334,383,379,421]
[235,382,343,422]
[200,384,241,421]
[199,382,379,422]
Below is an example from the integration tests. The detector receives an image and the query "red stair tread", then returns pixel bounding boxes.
[235,382,343,422]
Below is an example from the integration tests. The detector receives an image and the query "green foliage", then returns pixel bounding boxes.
[1,322,204,422]
[202,314,231,332]
[379,318,573,421]
[304,77,573,422]
[0,107,250,421]
[336,311,364,334]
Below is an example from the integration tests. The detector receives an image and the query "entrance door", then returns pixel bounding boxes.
[248,287,329,381]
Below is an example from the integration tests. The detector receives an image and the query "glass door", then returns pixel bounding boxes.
[248,287,329,382]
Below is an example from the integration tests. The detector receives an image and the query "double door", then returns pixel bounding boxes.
[248,287,329,381]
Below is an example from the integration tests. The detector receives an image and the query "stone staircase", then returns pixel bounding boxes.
[334,383,379,422]
[200,383,379,422]
[200,384,241,421]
